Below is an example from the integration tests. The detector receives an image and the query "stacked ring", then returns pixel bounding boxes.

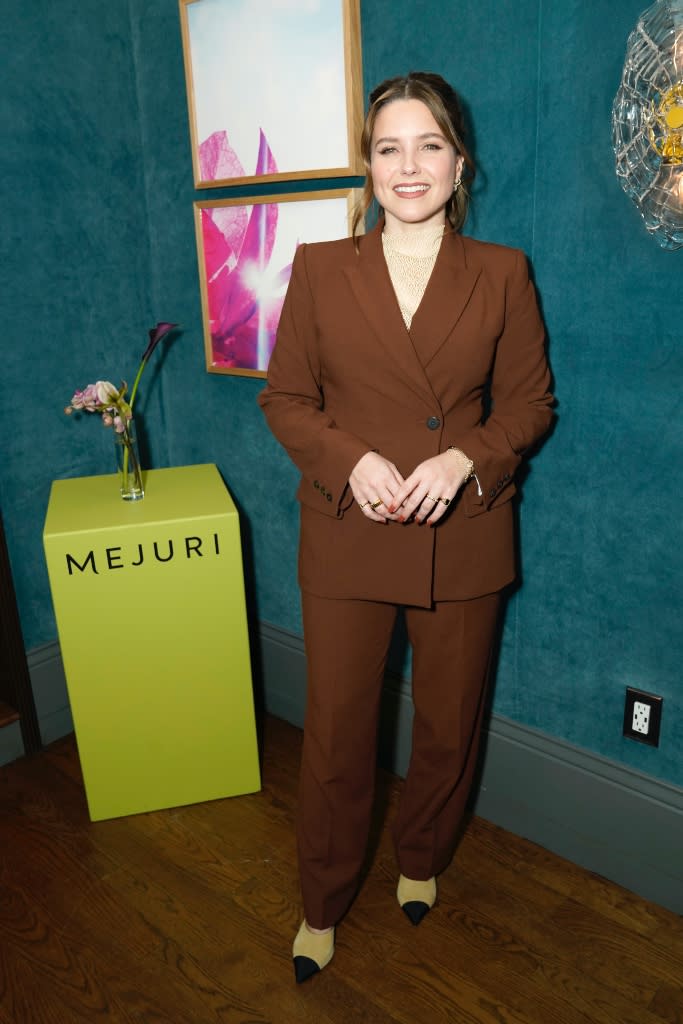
[441,497,451,506]
[370,499,383,510]
[426,495,440,503]
[359,501,369,509]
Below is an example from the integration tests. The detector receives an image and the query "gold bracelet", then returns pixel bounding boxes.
[447,446,475,481]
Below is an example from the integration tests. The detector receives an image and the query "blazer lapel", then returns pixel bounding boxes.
[342,222,436,410]
[409,230,482,368]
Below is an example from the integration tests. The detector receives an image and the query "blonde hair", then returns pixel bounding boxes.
[352,71,475,244]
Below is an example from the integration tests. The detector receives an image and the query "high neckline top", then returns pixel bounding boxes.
[381,224,445,329]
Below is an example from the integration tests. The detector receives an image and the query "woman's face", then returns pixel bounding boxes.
[370,98,463,233]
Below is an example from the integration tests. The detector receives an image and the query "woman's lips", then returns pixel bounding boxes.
[393,183,430,197]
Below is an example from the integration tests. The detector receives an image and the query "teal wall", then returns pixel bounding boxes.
[2,1,681,786]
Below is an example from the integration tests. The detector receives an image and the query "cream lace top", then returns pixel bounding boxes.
[381,224,445,329]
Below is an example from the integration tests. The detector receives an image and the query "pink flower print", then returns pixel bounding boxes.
[201,130,293,371]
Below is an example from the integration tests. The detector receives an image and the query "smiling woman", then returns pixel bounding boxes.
[257,70,554,985]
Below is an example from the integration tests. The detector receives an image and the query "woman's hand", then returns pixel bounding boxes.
[350,451,405,522]
[390,450,472,525]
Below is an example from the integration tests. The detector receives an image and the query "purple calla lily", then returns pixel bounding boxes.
[141,321,179,364]
[129,322,179,410]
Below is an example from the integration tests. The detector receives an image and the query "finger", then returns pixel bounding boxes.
[426,501,445,525]
[390,482,426,520]
[372,485,406,520]
[389,478,415,511]
[356,494,390,522]
[362,504,389,523]
[416,491,446,524]
[426,494,455,525]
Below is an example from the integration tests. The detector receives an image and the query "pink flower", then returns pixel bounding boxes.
[70,385,97,411]
[199,130,246,183]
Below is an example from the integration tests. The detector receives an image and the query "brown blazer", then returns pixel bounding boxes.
[258,220,554,606]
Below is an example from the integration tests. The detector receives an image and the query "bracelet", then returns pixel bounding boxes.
[447,446,475,482]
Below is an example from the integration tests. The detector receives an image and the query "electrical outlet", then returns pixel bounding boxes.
[623,687,663,747]
[632,701,650,734]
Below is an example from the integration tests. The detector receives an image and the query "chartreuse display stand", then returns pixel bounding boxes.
[43,464,260,821]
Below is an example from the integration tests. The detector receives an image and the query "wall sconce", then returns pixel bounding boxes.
[612,0,683,250]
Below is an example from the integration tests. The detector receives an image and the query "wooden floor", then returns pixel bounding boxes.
[0,715,681,1024]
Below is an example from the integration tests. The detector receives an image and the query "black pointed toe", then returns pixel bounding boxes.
[292,921,334,982]
[401,899,431,926]
[293,955,321,983]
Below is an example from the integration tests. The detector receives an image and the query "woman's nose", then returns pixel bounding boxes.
[401,149,418,174]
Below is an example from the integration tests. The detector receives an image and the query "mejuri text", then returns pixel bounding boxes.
[65,533,221,574]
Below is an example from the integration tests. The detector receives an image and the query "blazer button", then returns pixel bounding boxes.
[489,488,497,498]
[426,416,441,430]
[326,493,332,502]
[314,480,320,490]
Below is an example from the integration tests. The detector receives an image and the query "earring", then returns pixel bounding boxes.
[453,178,462,192]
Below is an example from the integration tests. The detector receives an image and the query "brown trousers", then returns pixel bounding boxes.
[298,590,501,928]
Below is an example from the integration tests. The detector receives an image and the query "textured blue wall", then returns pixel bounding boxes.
[1,0,154,644]
[1,0,680,786]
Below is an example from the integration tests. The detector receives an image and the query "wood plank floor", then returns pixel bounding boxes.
[0,714,681,1024]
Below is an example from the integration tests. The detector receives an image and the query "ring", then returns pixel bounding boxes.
[370,499,383,510]
[359,501,369,509]
[441,497,450,506]
[426,495,440,503]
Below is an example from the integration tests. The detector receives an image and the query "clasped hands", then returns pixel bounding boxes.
[350,450,471,526]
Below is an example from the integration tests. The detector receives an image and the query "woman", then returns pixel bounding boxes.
[258,71,553,982]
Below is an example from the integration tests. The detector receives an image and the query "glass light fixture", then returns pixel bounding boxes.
[612,0,683,250]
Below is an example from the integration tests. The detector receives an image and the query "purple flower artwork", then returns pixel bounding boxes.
[198,130,293,373]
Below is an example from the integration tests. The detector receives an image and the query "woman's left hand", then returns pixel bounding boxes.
[390,451,471,525]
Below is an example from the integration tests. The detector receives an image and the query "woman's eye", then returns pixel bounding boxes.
[423,143,442,151]
[378,146,397,155]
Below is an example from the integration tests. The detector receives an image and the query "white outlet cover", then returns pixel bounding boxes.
[633,700,650,734]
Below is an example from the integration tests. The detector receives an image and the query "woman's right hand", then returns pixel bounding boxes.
[350,452,405,522]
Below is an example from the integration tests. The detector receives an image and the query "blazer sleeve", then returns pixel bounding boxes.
[455,248,554,517]
[257,243,372,517]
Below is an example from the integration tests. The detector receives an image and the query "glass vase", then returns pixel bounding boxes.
[114,421,144,501]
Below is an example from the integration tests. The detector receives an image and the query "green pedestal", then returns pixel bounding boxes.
[43,464,260,821]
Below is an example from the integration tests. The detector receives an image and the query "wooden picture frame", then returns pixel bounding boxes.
[179,0,364,188]
[194,188,360,376]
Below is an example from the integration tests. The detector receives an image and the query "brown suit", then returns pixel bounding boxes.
[258,220,553,927]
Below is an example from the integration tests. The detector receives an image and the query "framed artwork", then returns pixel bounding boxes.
[194,188,360,376]
[179,0,364,188]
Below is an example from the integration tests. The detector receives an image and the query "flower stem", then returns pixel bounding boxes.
[128,359,147,414]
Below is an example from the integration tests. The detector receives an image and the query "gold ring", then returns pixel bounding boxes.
[359,501,369,509]
[426,495,440,503]
[370,499,383,509]
[441,497,450,506]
